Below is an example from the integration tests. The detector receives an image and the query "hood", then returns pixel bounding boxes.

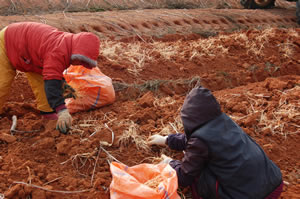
[71,32,100,68]
[180,86,222,138]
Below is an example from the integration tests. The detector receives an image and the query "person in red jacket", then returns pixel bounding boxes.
[0,22,100,134]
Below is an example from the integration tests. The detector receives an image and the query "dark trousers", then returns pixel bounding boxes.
[191,169,218,199]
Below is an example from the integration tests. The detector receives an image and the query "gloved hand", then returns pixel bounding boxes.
[148,134,167,146]
[56,109,72,134]
[159,154,173,164]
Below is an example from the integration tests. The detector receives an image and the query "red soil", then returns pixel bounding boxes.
[0,1,299,198]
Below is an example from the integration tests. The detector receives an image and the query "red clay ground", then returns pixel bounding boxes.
[0,1,299,198]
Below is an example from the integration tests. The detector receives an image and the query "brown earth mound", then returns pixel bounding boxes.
[0,0,296,15]
[0,1,299,198]
[0,0,242,15]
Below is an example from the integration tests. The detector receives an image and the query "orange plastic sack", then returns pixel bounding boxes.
[63,65,115,113]
[109,162,181,199]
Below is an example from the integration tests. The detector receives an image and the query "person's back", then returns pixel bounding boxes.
[148,86,283,199]
[5,22,99,80]
[5,22,71,74]
[191,113,282,199]
[182,87,283,199]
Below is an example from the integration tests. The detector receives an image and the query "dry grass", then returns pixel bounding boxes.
[101,41,153,76]
[158,116,184,135]
[277,29,298,58]
[247,29,274,57]
[153,96,184,135]
[155,109,183,136]
[258,87,300,138]
[218,86,300,138]
[117,120,150,151]
[172,115,184,132]
[70,112,117,145]
[70,116,99,138]
[60,149,98,177]
[101,28,297,75]
[153,96,176,107]
[140,156,164,164]
[112,76,201,94]
[236,28,298,58]
[158,126,173,136]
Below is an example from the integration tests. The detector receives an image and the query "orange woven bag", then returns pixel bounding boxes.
[63,65,115,113]
[110,162,181,199]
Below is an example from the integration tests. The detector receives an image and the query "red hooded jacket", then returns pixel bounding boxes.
[4,22,100,111]
[5,22,100,80]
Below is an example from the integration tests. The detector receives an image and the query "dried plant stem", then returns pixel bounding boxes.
[26,166,32,184]
[43,177,63,186]
[91,143,102,186]
[10,115,40,135]
[104,123,115,146]
[100,146,123,164]
[283,181,290,186]
[10,115,17,134]
[85,0,91,8]
[13,181,90,194]
[110,16,147,42]
[169,122,180,134]
[9,0,17,10]
[112,76,201,92]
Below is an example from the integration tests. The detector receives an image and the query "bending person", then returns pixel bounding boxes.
[0,22,100,134]
[148,86,283,199]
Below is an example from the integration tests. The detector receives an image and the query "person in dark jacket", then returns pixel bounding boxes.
[148,86,283,199]
[0,22,100,134]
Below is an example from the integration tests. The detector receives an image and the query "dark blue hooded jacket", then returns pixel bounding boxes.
[167,86,282,199]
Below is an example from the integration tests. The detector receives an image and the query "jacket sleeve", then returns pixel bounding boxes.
[169,137,209,187]
[43,52,68,80]
[166,133,187,151]
[42,52,68,111]
[44,79,66,111]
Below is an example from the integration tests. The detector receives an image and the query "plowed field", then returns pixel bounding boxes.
[0,0,299,198]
